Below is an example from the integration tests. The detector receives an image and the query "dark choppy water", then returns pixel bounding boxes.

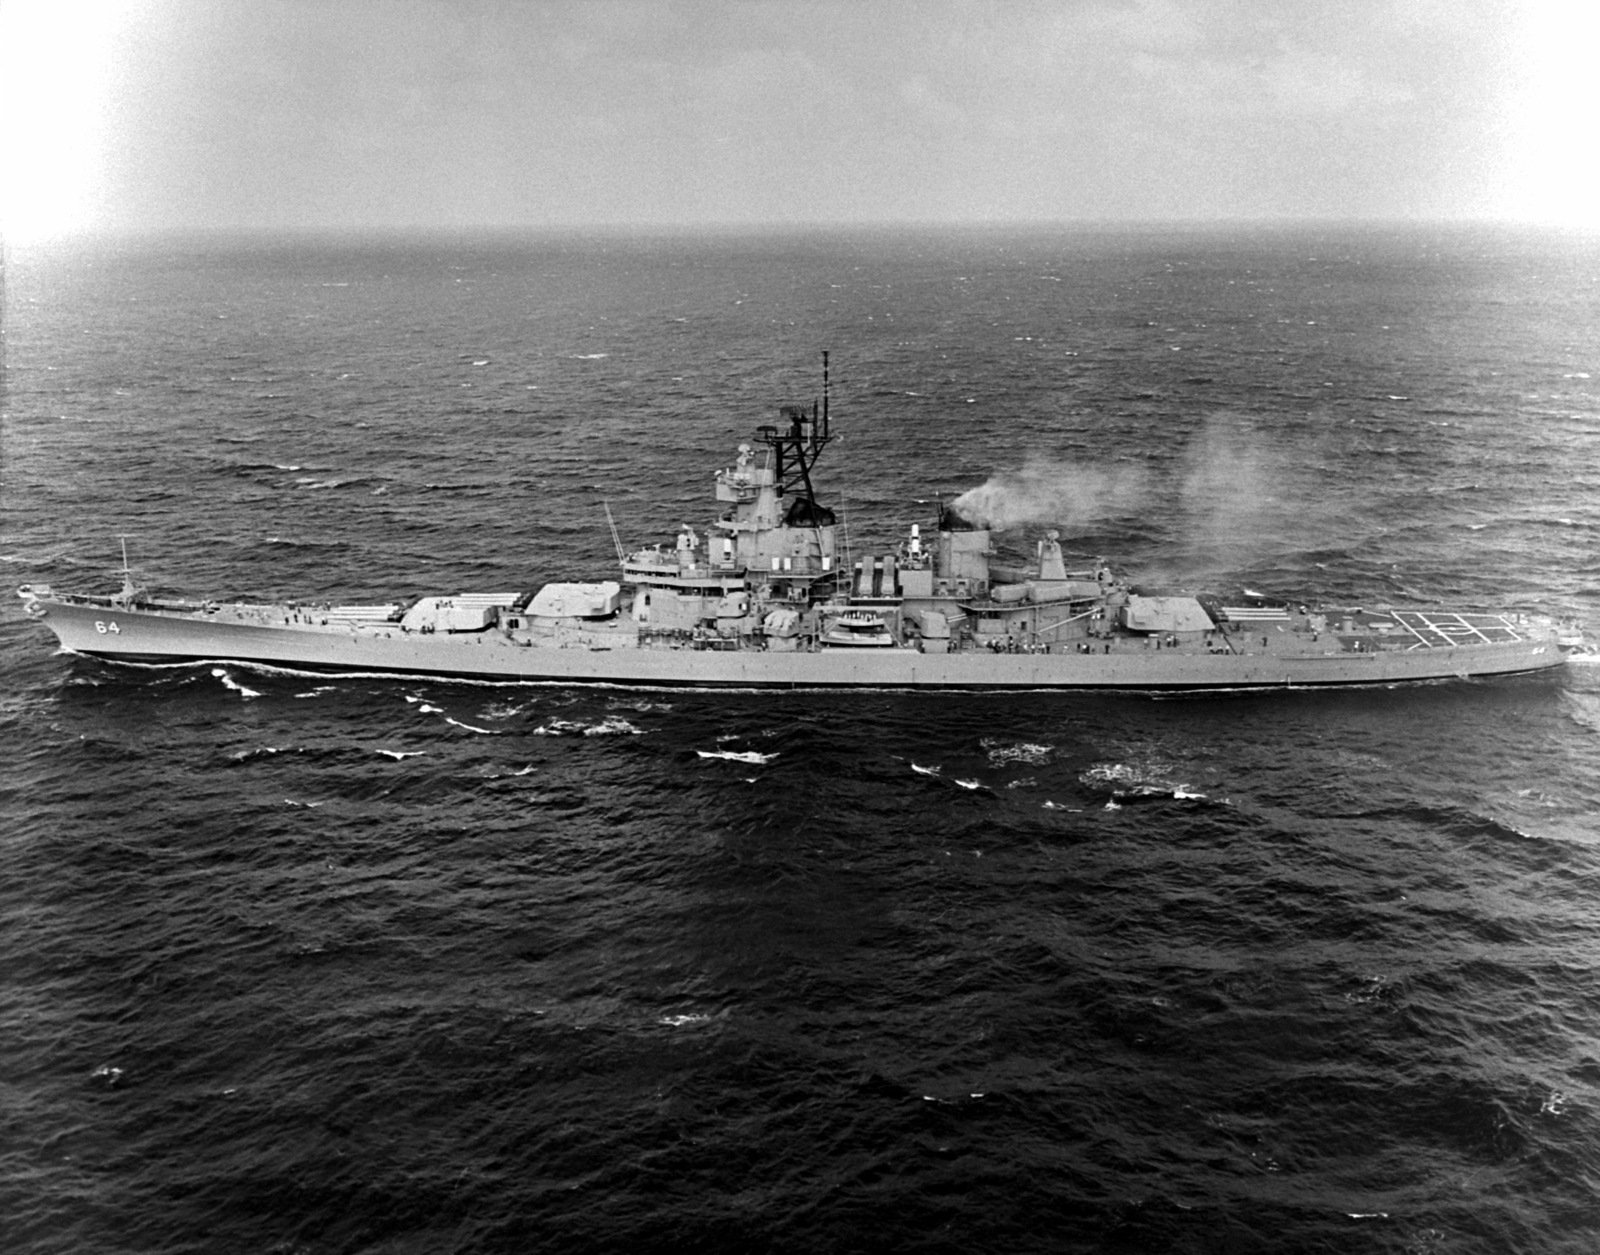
[4,225,1600,1253]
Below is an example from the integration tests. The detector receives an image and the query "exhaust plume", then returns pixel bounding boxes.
[948,457,1149,531]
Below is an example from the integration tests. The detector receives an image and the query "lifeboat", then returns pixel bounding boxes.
[822,609,896,648]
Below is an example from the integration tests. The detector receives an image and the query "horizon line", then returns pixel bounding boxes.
[8,216,1599,250]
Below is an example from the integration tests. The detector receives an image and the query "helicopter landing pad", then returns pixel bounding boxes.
[1391,611,1525,648]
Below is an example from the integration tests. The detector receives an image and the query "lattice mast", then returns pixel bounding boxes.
[756,350,833,522]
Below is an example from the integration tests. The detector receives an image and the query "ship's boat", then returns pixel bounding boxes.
[16,355,1584,691]
[822,610,897,649]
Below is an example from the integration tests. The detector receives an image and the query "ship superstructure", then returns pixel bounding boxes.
[622,365,839,648]
[17,357,1582,691]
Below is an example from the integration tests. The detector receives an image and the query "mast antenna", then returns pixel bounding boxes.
[115,535,140,605]
[602,501,626,567]
[821,349,830,445]
[839,498,852,597]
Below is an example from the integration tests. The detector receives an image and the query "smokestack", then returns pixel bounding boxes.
[938,503,982,532]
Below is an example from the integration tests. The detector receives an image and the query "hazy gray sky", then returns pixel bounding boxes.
[1,0,1594,240]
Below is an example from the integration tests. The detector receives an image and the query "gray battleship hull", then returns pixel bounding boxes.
[15,357,1583,691]
[21,591,1566,691]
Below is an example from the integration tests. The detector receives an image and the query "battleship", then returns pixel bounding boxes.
[16,356,1584,691]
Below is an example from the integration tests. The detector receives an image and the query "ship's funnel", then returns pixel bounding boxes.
[936,510,992,586]
[938,504,982,532]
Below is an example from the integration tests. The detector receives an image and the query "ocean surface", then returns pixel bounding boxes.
[4,224,1600,1253]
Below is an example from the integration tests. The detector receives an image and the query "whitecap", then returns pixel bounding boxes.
[444,717,496,734]
[1082,761,1201,801]
[484,763,537,779]
[911,763,940,776]
[584,718,644,737]
[1343,975,1391,1005]
[697,749,775,764]
[532,719,586,736]
[377,750,425,760]
[212,668,261,700]
[981,738,1052,766]
[954,778,981,790]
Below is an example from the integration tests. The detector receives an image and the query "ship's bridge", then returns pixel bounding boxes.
[715,442,773,506]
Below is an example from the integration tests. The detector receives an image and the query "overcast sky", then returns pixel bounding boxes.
[1,0,1594,241]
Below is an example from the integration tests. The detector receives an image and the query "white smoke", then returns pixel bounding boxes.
[1177,427,1270,541]
[948,413,1333,576]
[1163,415,1336,574]
[948,457,1149,530]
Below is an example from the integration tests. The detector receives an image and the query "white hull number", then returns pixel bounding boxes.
[95,620,121,634]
